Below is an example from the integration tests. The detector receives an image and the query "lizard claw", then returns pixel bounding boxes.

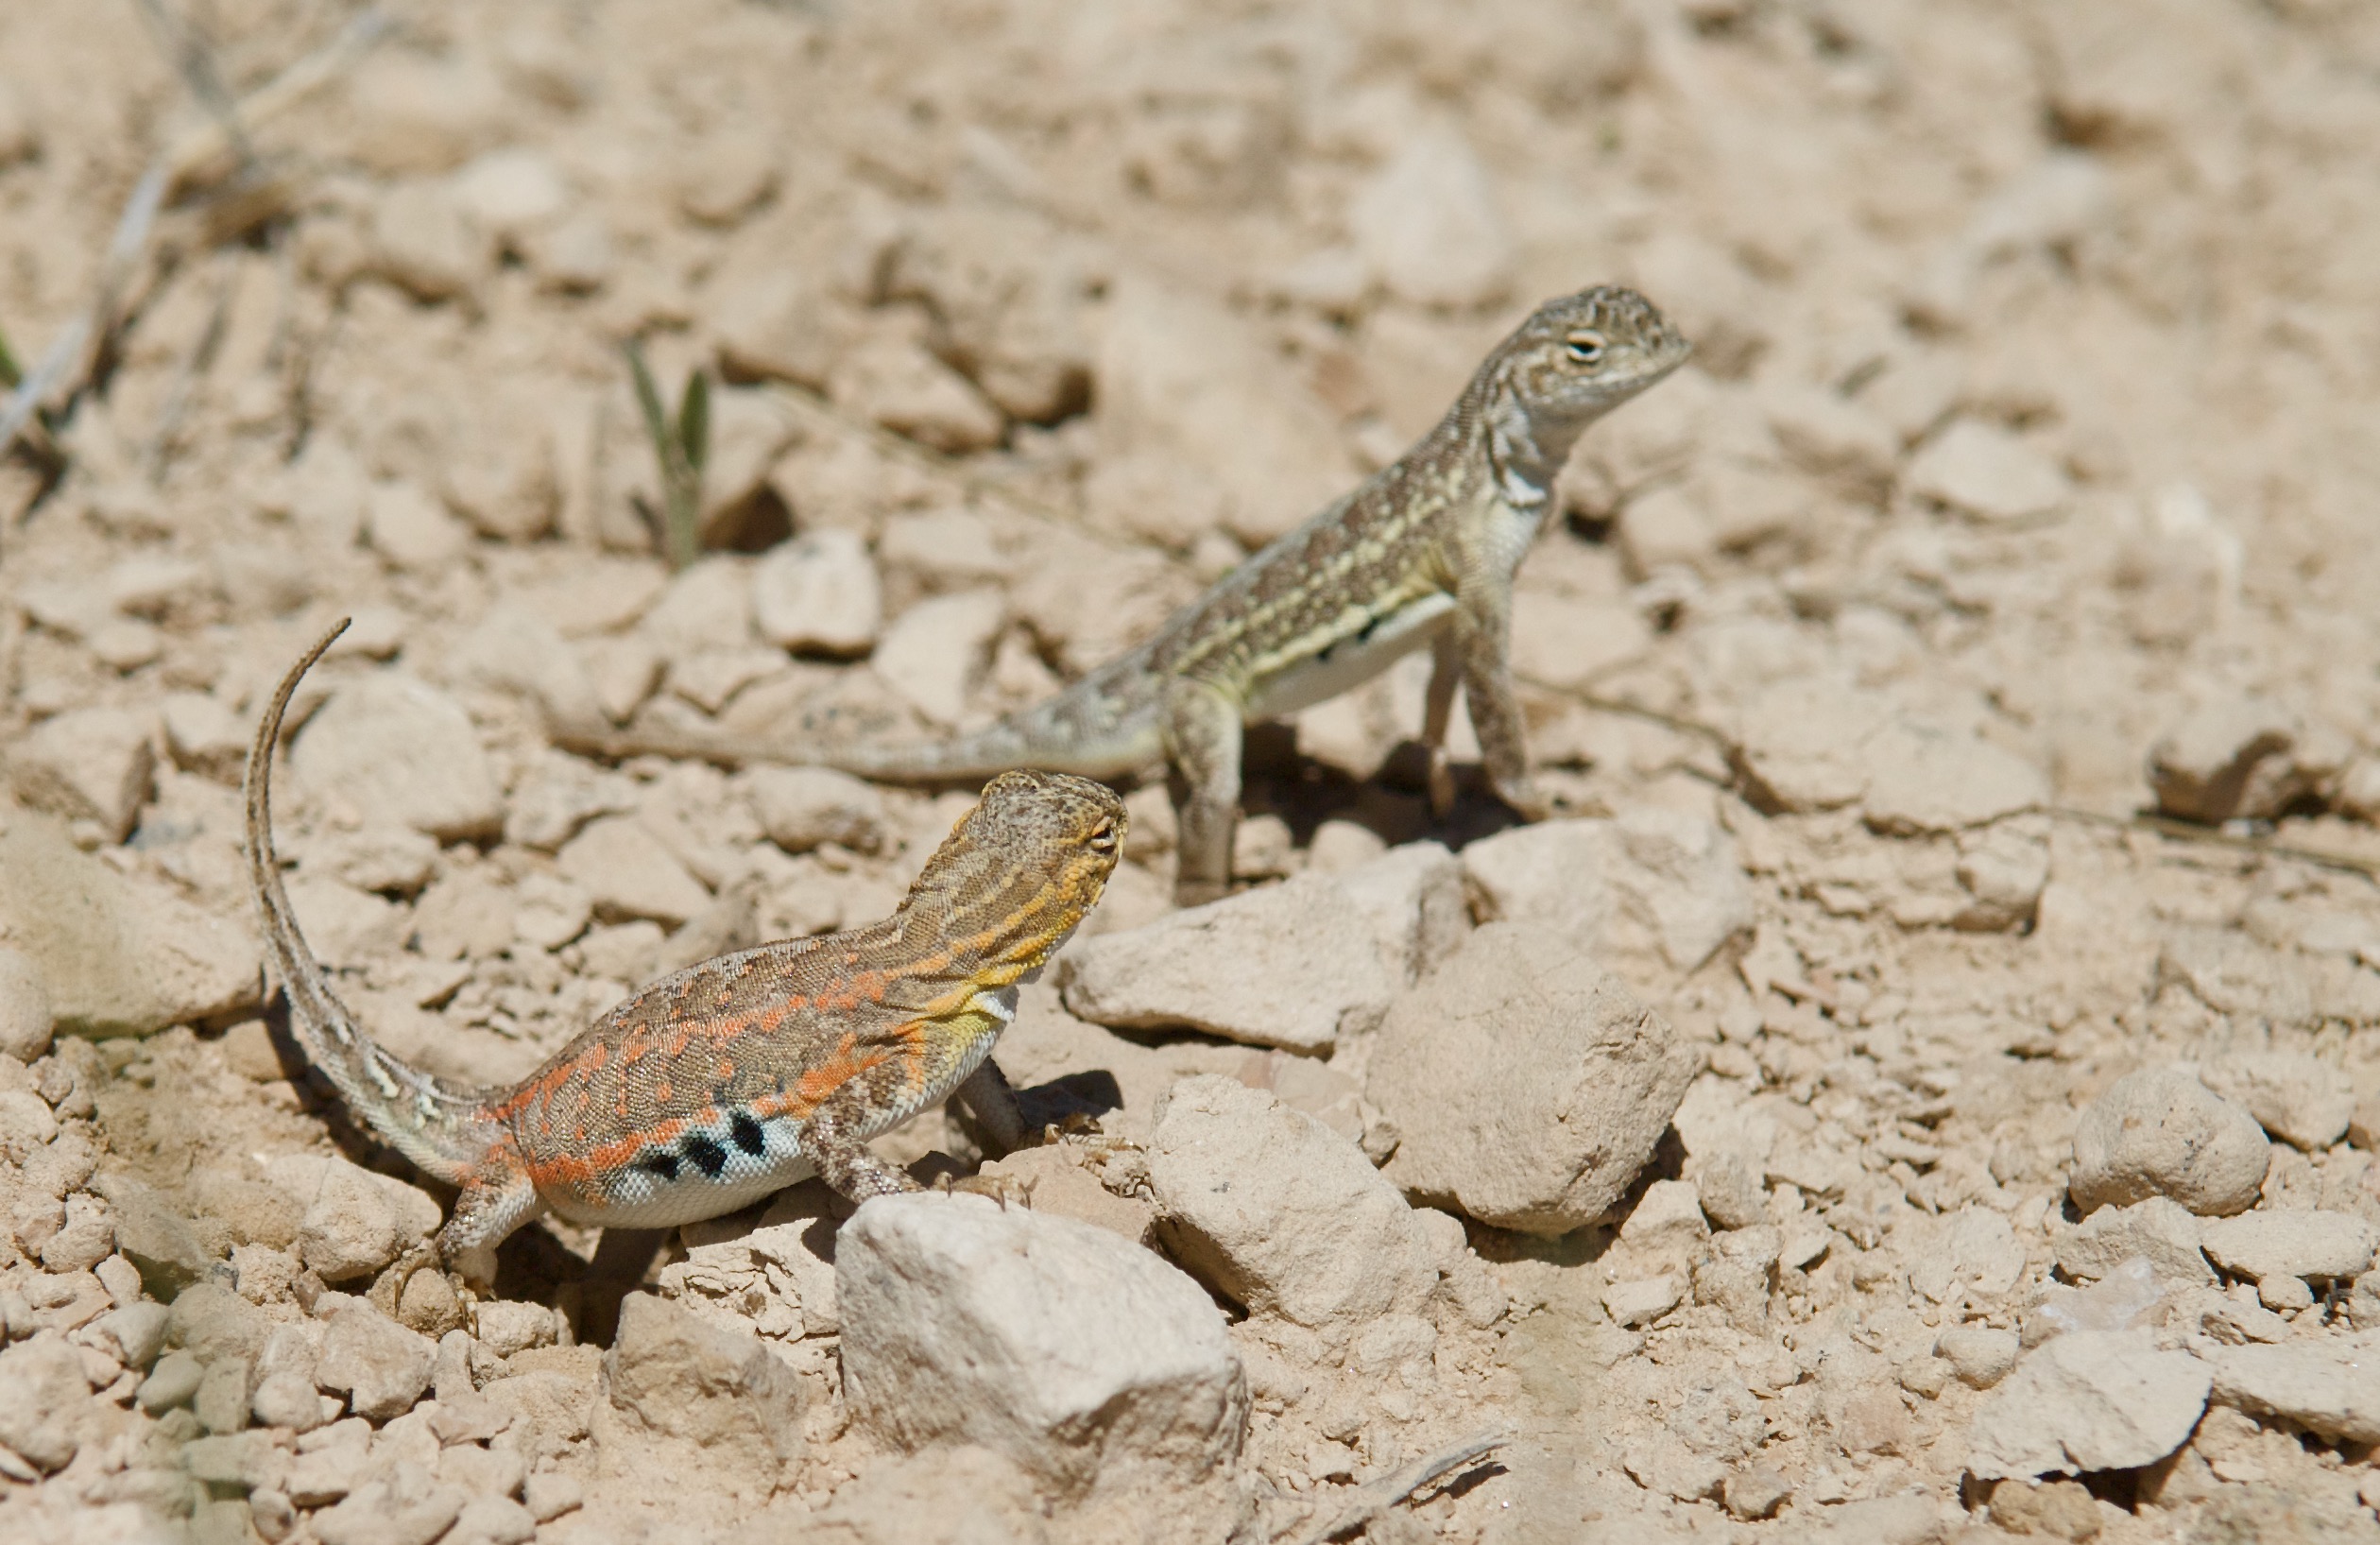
[936,1171,1037,1210]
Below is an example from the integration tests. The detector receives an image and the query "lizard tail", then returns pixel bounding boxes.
[549,661,1167,784]
[245,620,501,1186]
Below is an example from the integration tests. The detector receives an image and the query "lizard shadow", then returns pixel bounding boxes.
[1239,724,1535,856]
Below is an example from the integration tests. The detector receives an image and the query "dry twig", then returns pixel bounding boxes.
[1287,1431,1510,1545]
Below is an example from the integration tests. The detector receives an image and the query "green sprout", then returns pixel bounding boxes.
[0,319,21,390]
[625,339,710,572]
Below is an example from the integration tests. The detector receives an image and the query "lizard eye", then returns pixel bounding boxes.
[1087,822,1118,853]
[1565,331,1607,366]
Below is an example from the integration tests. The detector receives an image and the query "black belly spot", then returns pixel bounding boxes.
[1357,614,1381,643]
[683,1134,728,1178]
[637,1152,680,1182]
[730,1111,766,1156]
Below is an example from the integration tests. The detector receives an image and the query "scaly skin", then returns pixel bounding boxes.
[557,285,1690,905]
[247,620,1123,1283]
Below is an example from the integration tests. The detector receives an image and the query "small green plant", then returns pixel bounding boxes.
[625,339,710,572]
[0,318,21,390]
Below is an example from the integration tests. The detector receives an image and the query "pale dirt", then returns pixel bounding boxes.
[7,2,2380,1542]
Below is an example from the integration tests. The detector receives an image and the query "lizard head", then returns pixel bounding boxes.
[899,769,1128,973]
[1492,285,1693,431]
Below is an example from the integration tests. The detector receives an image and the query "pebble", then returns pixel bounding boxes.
[448,604,604,730]
[2200,1341,2380,1445]
[0,1333,94,1471]
[1061,873,1395,1054]
[836,1192,1246,1494]
[9,707,156,841]
[0,809,262,1036]
[1327,840,1471,985]
[1966,1329,2209,1479]
[2146,696,2320,825]
[745,765,887,855]
[2198,1209,2376,1285]
[596,1293,802,1497]
[1144,1075,1439,1328]
[1603,1275,1685,1330]
[312,1462,467,1545]
[1460,811,1755,974]
[316,1298,437,1421]
[0,946,53,1062]
[2068,1067,2269,1217]
[364,479,473,573]
[750,528,883,658]
[1858,721,2049,835]
[1936,1324,2021,1389]
[830,335,1005,456]
[556,815,712,928]
[1367,921,1698,1235]
[1903,419,2070,524]
[293,672,504,842]
[2200,1051,2355,1152]
[868,589,1007,727]
[2052,1196,2213,1286]
[268,1155,440,1283]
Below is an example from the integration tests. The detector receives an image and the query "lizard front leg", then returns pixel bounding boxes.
[1450,587,1549,822]
[1421,631,1463,818]
[1161,678,1243,908]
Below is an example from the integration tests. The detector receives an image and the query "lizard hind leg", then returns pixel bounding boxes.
[435,1164,546,1296]
[1161,679,1243,908]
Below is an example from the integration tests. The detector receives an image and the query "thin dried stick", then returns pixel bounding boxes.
[0,10,386,460]
[1287,1431,1510,1545]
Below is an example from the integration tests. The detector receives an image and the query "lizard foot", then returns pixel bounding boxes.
[1427,747,1459,819]
[1492,775,1551,824]
[936,1171,1037,1210]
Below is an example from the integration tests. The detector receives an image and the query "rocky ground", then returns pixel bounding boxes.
[6,1,2380,1541]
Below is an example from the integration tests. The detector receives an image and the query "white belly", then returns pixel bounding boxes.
[1246,592,1458,720]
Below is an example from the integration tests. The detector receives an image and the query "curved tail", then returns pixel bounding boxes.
[548,660,1167,784]
[244,620,499,1184]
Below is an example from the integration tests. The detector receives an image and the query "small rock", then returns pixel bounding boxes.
[195,1354,252,1433]
[522,1472,582,1522]
[1061,874,1395,1054]
[556,815,711,928]
[1936,1324,2021,1389]
[317,1298,437,1421]
[368,179,488,303]
[446,1496,538,1545]
[1347,124,1515,308]
[1721,1467,1792,1521]
[93,1175,211,1296]
[0,809,262,1035]
[1327,840,1470,985]
[1859,722,2049,835]
[2148,698,2321,825]
[837,1193,1246,1494]
[9,706,156,841]
[2200,1341,2380,1445]
[365,479,474,573]
[1460,812,1755,975]
[1988,1478,2102,1541]
[268,1155,440,1283]
[0,946,54,1062]
[253,1369,329,1432]
[750,529,882,658]
[746,766,887,855]
[448,604,603,730]
[447,148,568,242]
[597,1293,801,1496]
[2027,1258,2166,1346]
[1368,922,1699,1235]
[2198,1209,2376,1284]
[294,672,503,842]
[1618,1178,1711,1270]
[1966,1329,2209,1479]
[139,1349,205,1413]
[0,1086,57,1160]
[1904,419,2070,523]
[2200,1051,2354,1152]
[94,1302,169,1369]
[0,1333,91,1470]
[2068,1067,2269,1217]
[160,692,250,781]
[1145,1075,1438,1328]
[1694,1148,1770,1232]
[831,335,1005,455]
[1603,1275,1684,1329]
[313,1463,467,1545]
[2053,1196,2212,1286]
[869,589,1006,727]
